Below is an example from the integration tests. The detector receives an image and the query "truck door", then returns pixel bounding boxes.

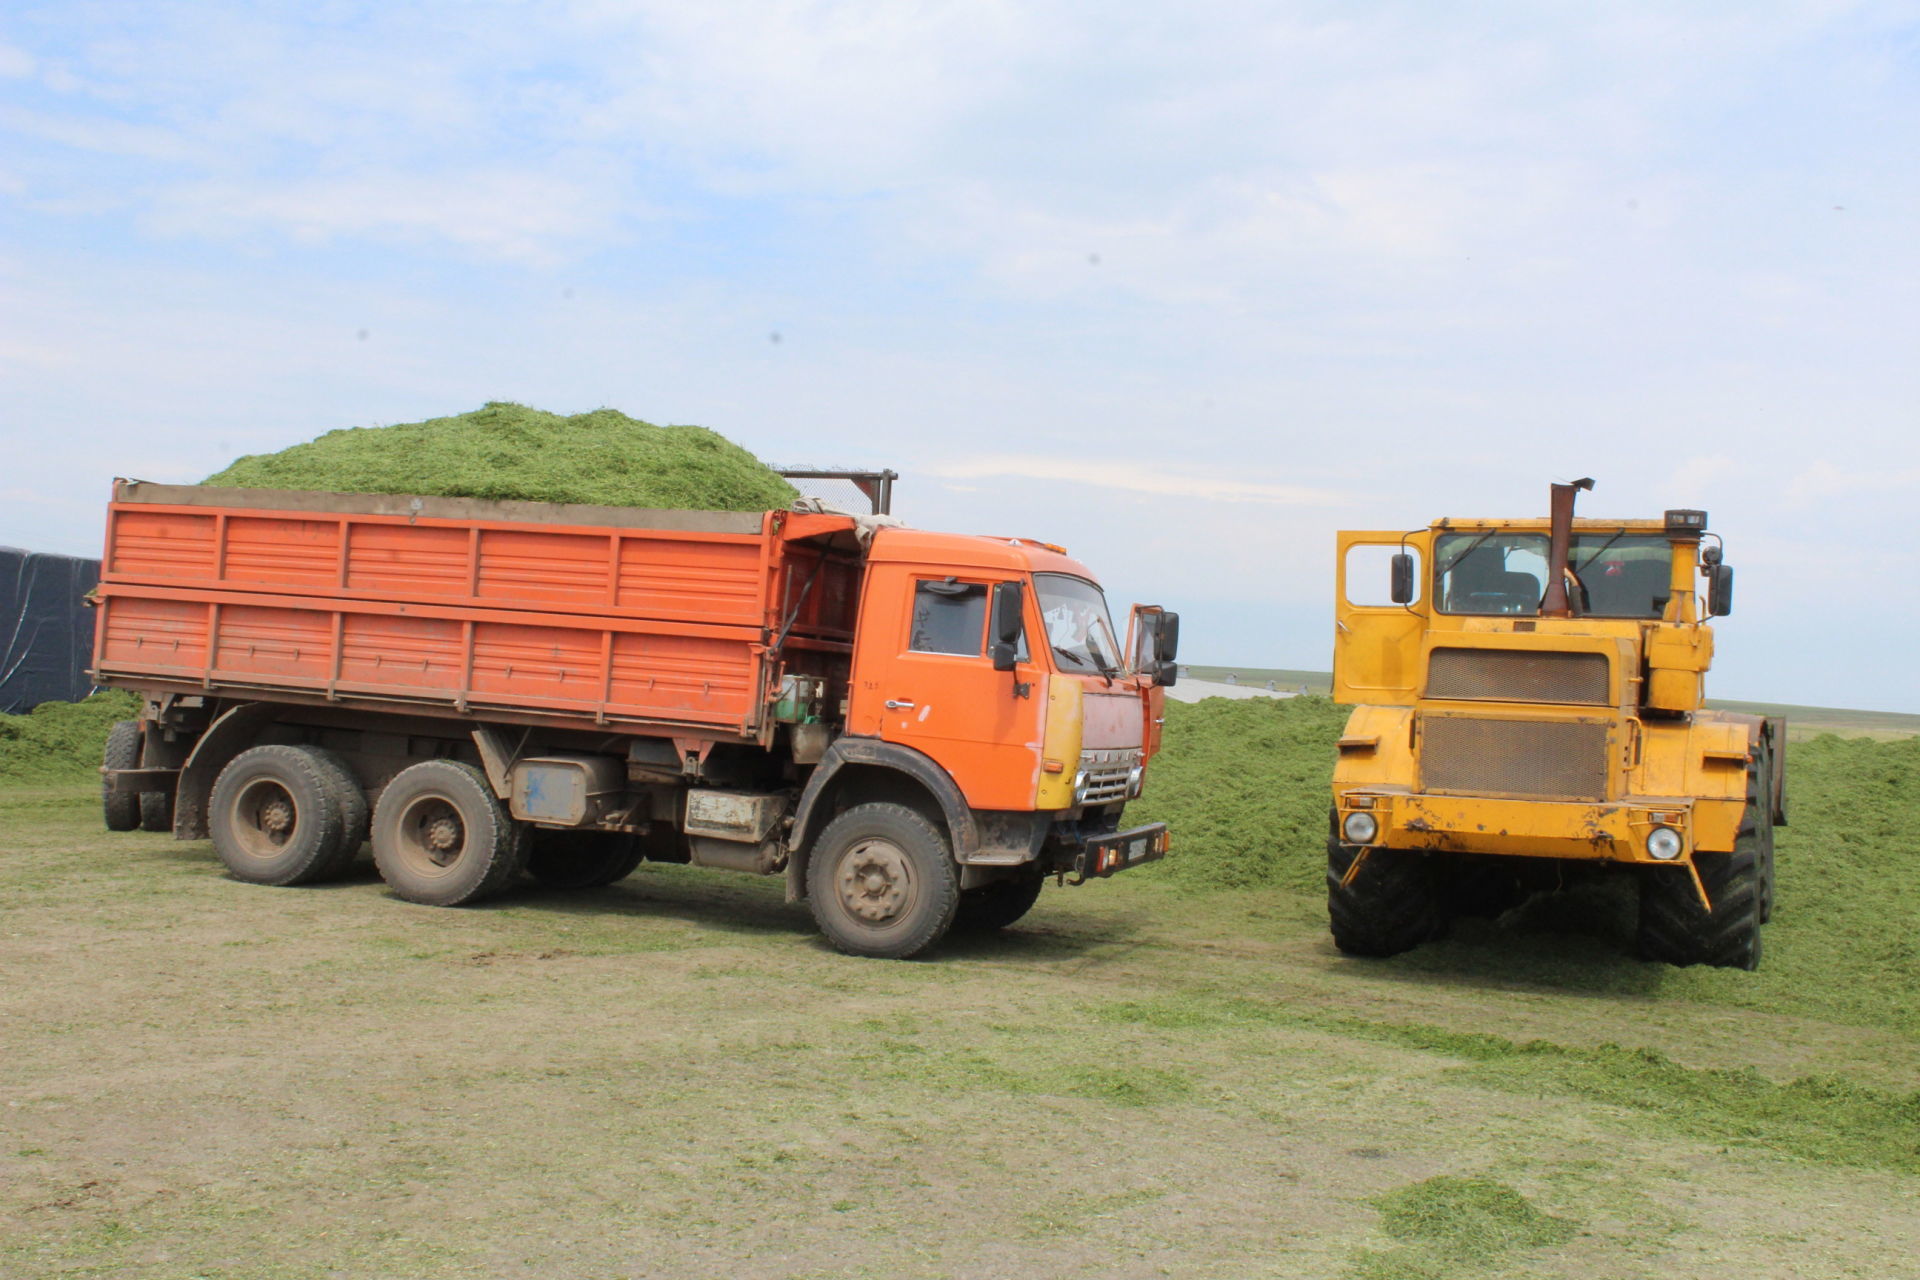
[848,565,1046,811]
[1334,530,1431,705]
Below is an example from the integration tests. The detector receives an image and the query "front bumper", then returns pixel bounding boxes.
[1334,792,1739,864]
[1068,822,1169,882]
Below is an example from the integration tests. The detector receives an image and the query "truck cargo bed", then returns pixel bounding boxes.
[92,482,859,740]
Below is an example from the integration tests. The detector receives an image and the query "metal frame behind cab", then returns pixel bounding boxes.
[778,469,898,516]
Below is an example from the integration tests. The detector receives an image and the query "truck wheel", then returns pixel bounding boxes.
[372,760,526,906]
[1327,841,1445,958]
[209,745,365,886]
[138,789,175,833]
[103,720,141,832]
[1636,850,1763,970]
[525,830,645,889]
[953,871,1045,932]
[806,802,960,959]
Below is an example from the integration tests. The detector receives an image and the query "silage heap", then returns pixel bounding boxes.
[204,402,799,512]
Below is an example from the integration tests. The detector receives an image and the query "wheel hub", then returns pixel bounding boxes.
[837,838,911,923]
[425,815,461,853]
[260,798,294,838]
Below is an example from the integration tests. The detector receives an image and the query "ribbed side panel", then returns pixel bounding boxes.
[1427,648,1610,705]
[1421,715,1609,800]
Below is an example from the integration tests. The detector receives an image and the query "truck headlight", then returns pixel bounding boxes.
[1646,826,1683,860]
[1127,765,1144,798]
[1342,811,1379,844]
[1071,771,1088,803]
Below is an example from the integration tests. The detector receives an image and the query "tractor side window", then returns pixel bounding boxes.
[1344,544,1422,607]
[909,580,987,655]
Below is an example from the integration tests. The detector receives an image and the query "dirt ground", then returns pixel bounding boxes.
[3,786,1916,1280]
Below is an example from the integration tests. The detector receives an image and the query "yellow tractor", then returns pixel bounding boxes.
[1330,480,1785,969]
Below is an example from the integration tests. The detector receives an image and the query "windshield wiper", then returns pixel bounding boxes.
[1053,645,1091,671]
[1437,530,1501,577]
[1572,527,1629,573]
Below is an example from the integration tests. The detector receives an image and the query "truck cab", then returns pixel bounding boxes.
[1329,481,1785,969]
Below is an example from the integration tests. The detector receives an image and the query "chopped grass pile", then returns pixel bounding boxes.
[1131,695,1348,891]
[204,402,799,512]
[0,691,139,786]
[1348,1175,1576,1278]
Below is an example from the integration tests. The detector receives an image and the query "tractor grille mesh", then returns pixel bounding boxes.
[1427,648,1610,705]
[1421,715,1609,800]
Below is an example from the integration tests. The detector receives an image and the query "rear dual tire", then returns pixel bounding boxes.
[209,745,368,885]
[102,720,141,832]
[370,760,525,907]
[525,830,645,889]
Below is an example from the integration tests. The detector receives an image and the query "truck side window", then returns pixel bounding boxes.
[909,580,987,656]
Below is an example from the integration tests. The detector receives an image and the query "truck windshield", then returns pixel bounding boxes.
[1034,574,1122,675]
[1435,532,1674,619]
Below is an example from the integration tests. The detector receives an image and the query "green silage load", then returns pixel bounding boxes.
[204,402,799,512]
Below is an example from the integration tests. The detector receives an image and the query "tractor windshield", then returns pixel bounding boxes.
[1435,532,1673,618]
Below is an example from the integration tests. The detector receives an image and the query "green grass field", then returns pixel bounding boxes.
[4,698,1918,1277]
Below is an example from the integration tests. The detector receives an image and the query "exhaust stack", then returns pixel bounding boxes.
[1539,477,1595,617]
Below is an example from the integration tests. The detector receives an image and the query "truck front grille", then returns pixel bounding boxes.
[1075,748,1139,805]
[1420,715,1609,801]
[1427,648,1610,705]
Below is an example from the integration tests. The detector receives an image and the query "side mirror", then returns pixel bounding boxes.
[1153,612,1180,664]
[990,581,1024,671]
[1707,563,1733,617]
[1390,553,1414,605]
[1154,659,1178,686]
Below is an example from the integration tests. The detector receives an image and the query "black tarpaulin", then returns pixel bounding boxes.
[0,547,102,714]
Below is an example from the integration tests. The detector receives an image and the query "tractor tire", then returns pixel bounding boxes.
[1441,856,1529,920]
[371,760,526,907]
[209,745,365,886]
[806,802,960,959]
[102,720,141,832]
[1327,840,1445,958]
[525,830,645,889]
[1635,849,1763,970]
[1753,737,1778,924]
[953,871,1045,933]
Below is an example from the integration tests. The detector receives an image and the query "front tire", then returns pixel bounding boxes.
[209,745,366,886]
[806,803,959,959]
[371,760,525,906]
[953,871,1045,933]
[1637,805,1765,971]
[1327,840,1445,958]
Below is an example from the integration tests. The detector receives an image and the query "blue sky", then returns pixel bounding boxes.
[3,2,1917,709]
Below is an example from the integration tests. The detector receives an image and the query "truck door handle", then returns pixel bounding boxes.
[885,699,915,710]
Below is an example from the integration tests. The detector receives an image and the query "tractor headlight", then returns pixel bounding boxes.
[1646,826,1683,861]
[1342,811,1379,845]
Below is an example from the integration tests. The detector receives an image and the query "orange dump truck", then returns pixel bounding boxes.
[92,481,1178,958]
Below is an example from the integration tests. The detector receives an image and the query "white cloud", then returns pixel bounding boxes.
[0,43,34,78]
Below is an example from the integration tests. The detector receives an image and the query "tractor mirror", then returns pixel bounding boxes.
[1390,553,1415,605]
[1707,563,1734,617]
